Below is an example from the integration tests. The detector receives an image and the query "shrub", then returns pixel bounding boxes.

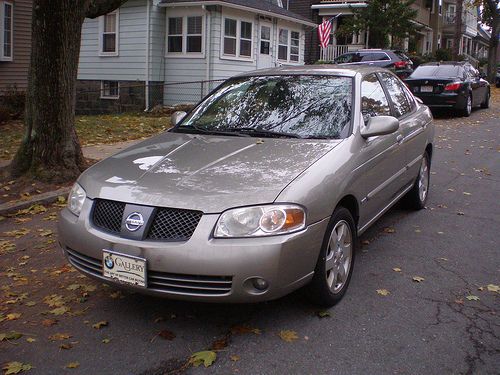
[434,48,453,62]
[1,85,26,120]
[0,106,10,125]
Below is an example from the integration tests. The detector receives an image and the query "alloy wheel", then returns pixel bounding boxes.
[418,155,429,203]
[325,220,353,293]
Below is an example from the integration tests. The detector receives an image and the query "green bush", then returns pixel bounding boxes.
[434,48,453,62]
[1,85,25,120]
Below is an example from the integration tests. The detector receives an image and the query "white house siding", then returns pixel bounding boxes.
[149,3,165,83]
[78,0,147,82]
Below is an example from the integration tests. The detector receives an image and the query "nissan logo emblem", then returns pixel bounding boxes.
[125,212,144,232]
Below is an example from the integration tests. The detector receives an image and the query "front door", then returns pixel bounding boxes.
[257,23,273,69]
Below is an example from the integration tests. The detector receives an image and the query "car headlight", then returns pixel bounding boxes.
[214,204,306,237]
[67,183,86,217]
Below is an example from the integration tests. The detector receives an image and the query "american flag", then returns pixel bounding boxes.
[318,19,332,49]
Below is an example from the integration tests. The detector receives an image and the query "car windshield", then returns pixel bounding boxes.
[178,75,353,139]
[411,65,463,78]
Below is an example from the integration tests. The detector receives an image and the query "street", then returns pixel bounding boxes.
[1,96,499,375]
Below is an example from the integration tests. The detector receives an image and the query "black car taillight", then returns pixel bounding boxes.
[444,82,461,91]
[394,61,407,69]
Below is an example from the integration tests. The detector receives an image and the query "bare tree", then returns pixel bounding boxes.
[11,0,127,182]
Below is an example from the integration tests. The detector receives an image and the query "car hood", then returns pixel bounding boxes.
[80,132,341,213]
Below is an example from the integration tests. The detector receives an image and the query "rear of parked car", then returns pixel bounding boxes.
[333,49,413,79]
[405,62,490,117]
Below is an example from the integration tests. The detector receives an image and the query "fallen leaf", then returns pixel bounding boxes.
[66,362,80,369]
[43,294,65,307]
[456,211,465,216]
[26,338,36,343]
[486,284,499,293]
[5,313,21,321]
[393,267,402,272]
[0,332,23,341]
[279,330,299,342]
[158,330,176,340]
[102,338,111,344]
[66,284,81,291]
[41,319,58,327]
[3,229,30,238]
[189,351,217,368]
[383,227,395,233]
[412,276,425,283]
[49,306,69,316]
[2,362,33,374]
[92,321,108,329]
[48,333,71,341]
[316,311,330,318]
[376,289,390,296]
[37,229,53,237]
[361,240,370,245]
[466,295,480,301]
[59,343,73,350]
[230,325,261,335]
[230,355,240,362]
[463,192,471,196]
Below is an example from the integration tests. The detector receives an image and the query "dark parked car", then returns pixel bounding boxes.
[496,68,500,88]
[405,62,490,117]
[333,49,413,79]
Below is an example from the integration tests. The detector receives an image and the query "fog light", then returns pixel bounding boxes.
[252,278,269,291]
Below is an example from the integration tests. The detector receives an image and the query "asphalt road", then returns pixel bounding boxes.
[1,96,499,375]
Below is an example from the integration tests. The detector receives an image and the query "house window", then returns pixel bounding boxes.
[167,15,204,55]
[101,81,119,99]
[278,28,301,63]
[260,25,271,55]
[223,17,253,59]
[0,0,13,61]
[99,10,119,55]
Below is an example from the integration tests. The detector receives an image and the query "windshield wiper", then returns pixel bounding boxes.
[224,127,303,139]
[173,124,250,137]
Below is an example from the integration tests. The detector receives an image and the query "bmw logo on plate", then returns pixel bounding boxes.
[104,255,114,269]
[125,212,144,232]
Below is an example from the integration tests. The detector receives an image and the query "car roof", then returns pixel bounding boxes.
[420,61,469,67]
[234,64,385,78]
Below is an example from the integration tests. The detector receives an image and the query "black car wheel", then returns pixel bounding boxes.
[461,93,472,117]
[308,207,356,307]
[480,90,490,109]
[405,151,430,210]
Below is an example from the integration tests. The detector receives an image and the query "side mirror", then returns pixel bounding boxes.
[361,116,399,138]
[171,111,187,126]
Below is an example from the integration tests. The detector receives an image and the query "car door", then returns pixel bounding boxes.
[354,73,408,229]
[378,72,428,188]
[470,67,487,105]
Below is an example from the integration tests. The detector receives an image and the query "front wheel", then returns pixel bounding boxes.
[461,93,472,117]
[307,207,356,307]
[480,90,490,109]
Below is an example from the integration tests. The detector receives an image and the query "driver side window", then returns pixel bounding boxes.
[361,73,391,123]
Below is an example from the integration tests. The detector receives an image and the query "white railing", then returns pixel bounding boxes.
[320,45,352,61]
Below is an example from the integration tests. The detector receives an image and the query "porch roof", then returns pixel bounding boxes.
[159,0,317,27]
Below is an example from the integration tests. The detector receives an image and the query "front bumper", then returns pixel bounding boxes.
[58,199,328,303]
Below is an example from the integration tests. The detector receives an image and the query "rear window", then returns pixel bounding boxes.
[411,65,463,78]
[361,53,390,62]
[334,53,361,64]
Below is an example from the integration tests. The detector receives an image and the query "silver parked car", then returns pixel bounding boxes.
[59,66,434,307]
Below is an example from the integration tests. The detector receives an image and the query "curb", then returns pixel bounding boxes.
[0,187,70,215]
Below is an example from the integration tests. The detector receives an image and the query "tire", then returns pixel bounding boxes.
[307,207,356,307]
[461,93,472,117]
[480,89,490,109]
[405,151,430,210]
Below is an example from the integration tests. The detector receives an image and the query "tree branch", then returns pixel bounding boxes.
[85,0,128,19]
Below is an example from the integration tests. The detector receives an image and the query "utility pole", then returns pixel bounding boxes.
[453,0,463,59]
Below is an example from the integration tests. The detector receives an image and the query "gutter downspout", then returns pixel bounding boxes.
[144,0,151,111]
[203,5,211,89]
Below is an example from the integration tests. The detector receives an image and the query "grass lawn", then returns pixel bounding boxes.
[0,114,171,160]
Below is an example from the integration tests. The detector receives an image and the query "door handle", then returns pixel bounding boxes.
[396,134,404,144]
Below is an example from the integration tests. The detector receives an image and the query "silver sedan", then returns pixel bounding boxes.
[59,65,434,306]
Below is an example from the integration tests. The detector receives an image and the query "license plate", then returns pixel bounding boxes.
[420,85,433,93]
[102,250,147,287]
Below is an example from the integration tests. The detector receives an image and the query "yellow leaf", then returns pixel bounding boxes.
[48,333,71,341]
[466,295,480,301]
[66,362,80,369]
[2,361,33,374]
[393,267,402,272]
[26,337,36,343]
[279,330,299,342]
[230,355,240,362]
[49,306,70,315]
[92,321,108,329]
[376,289,390,296]
[486,284,499,293]
[383,227,395,233]
[6,313,21,321]
[412,276,425,283]
[189,351,216,368]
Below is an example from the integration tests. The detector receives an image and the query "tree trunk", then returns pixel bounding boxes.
[10,0,127,183]
[486,0,499,83]
[10,1,87,182]
[453,0,463,59]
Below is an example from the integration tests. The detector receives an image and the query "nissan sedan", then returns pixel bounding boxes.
[59,66,434,306]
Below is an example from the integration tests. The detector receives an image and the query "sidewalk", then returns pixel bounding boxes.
[0,139,140,169]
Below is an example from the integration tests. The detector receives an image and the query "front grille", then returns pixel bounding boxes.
[93,199,125,234]
[147,208,203,241]
[91,199,202,241]
[65,248,232,296]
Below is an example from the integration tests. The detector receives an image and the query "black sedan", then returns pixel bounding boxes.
[405,62,490,117]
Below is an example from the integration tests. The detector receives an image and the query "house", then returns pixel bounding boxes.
[0,0,32,96]
[76,0,315,114]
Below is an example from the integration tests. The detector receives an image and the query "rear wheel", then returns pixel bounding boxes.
[480,90,490,109]
[308,207,356,307]
[461,93,472,117]
[405,152,430,210]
